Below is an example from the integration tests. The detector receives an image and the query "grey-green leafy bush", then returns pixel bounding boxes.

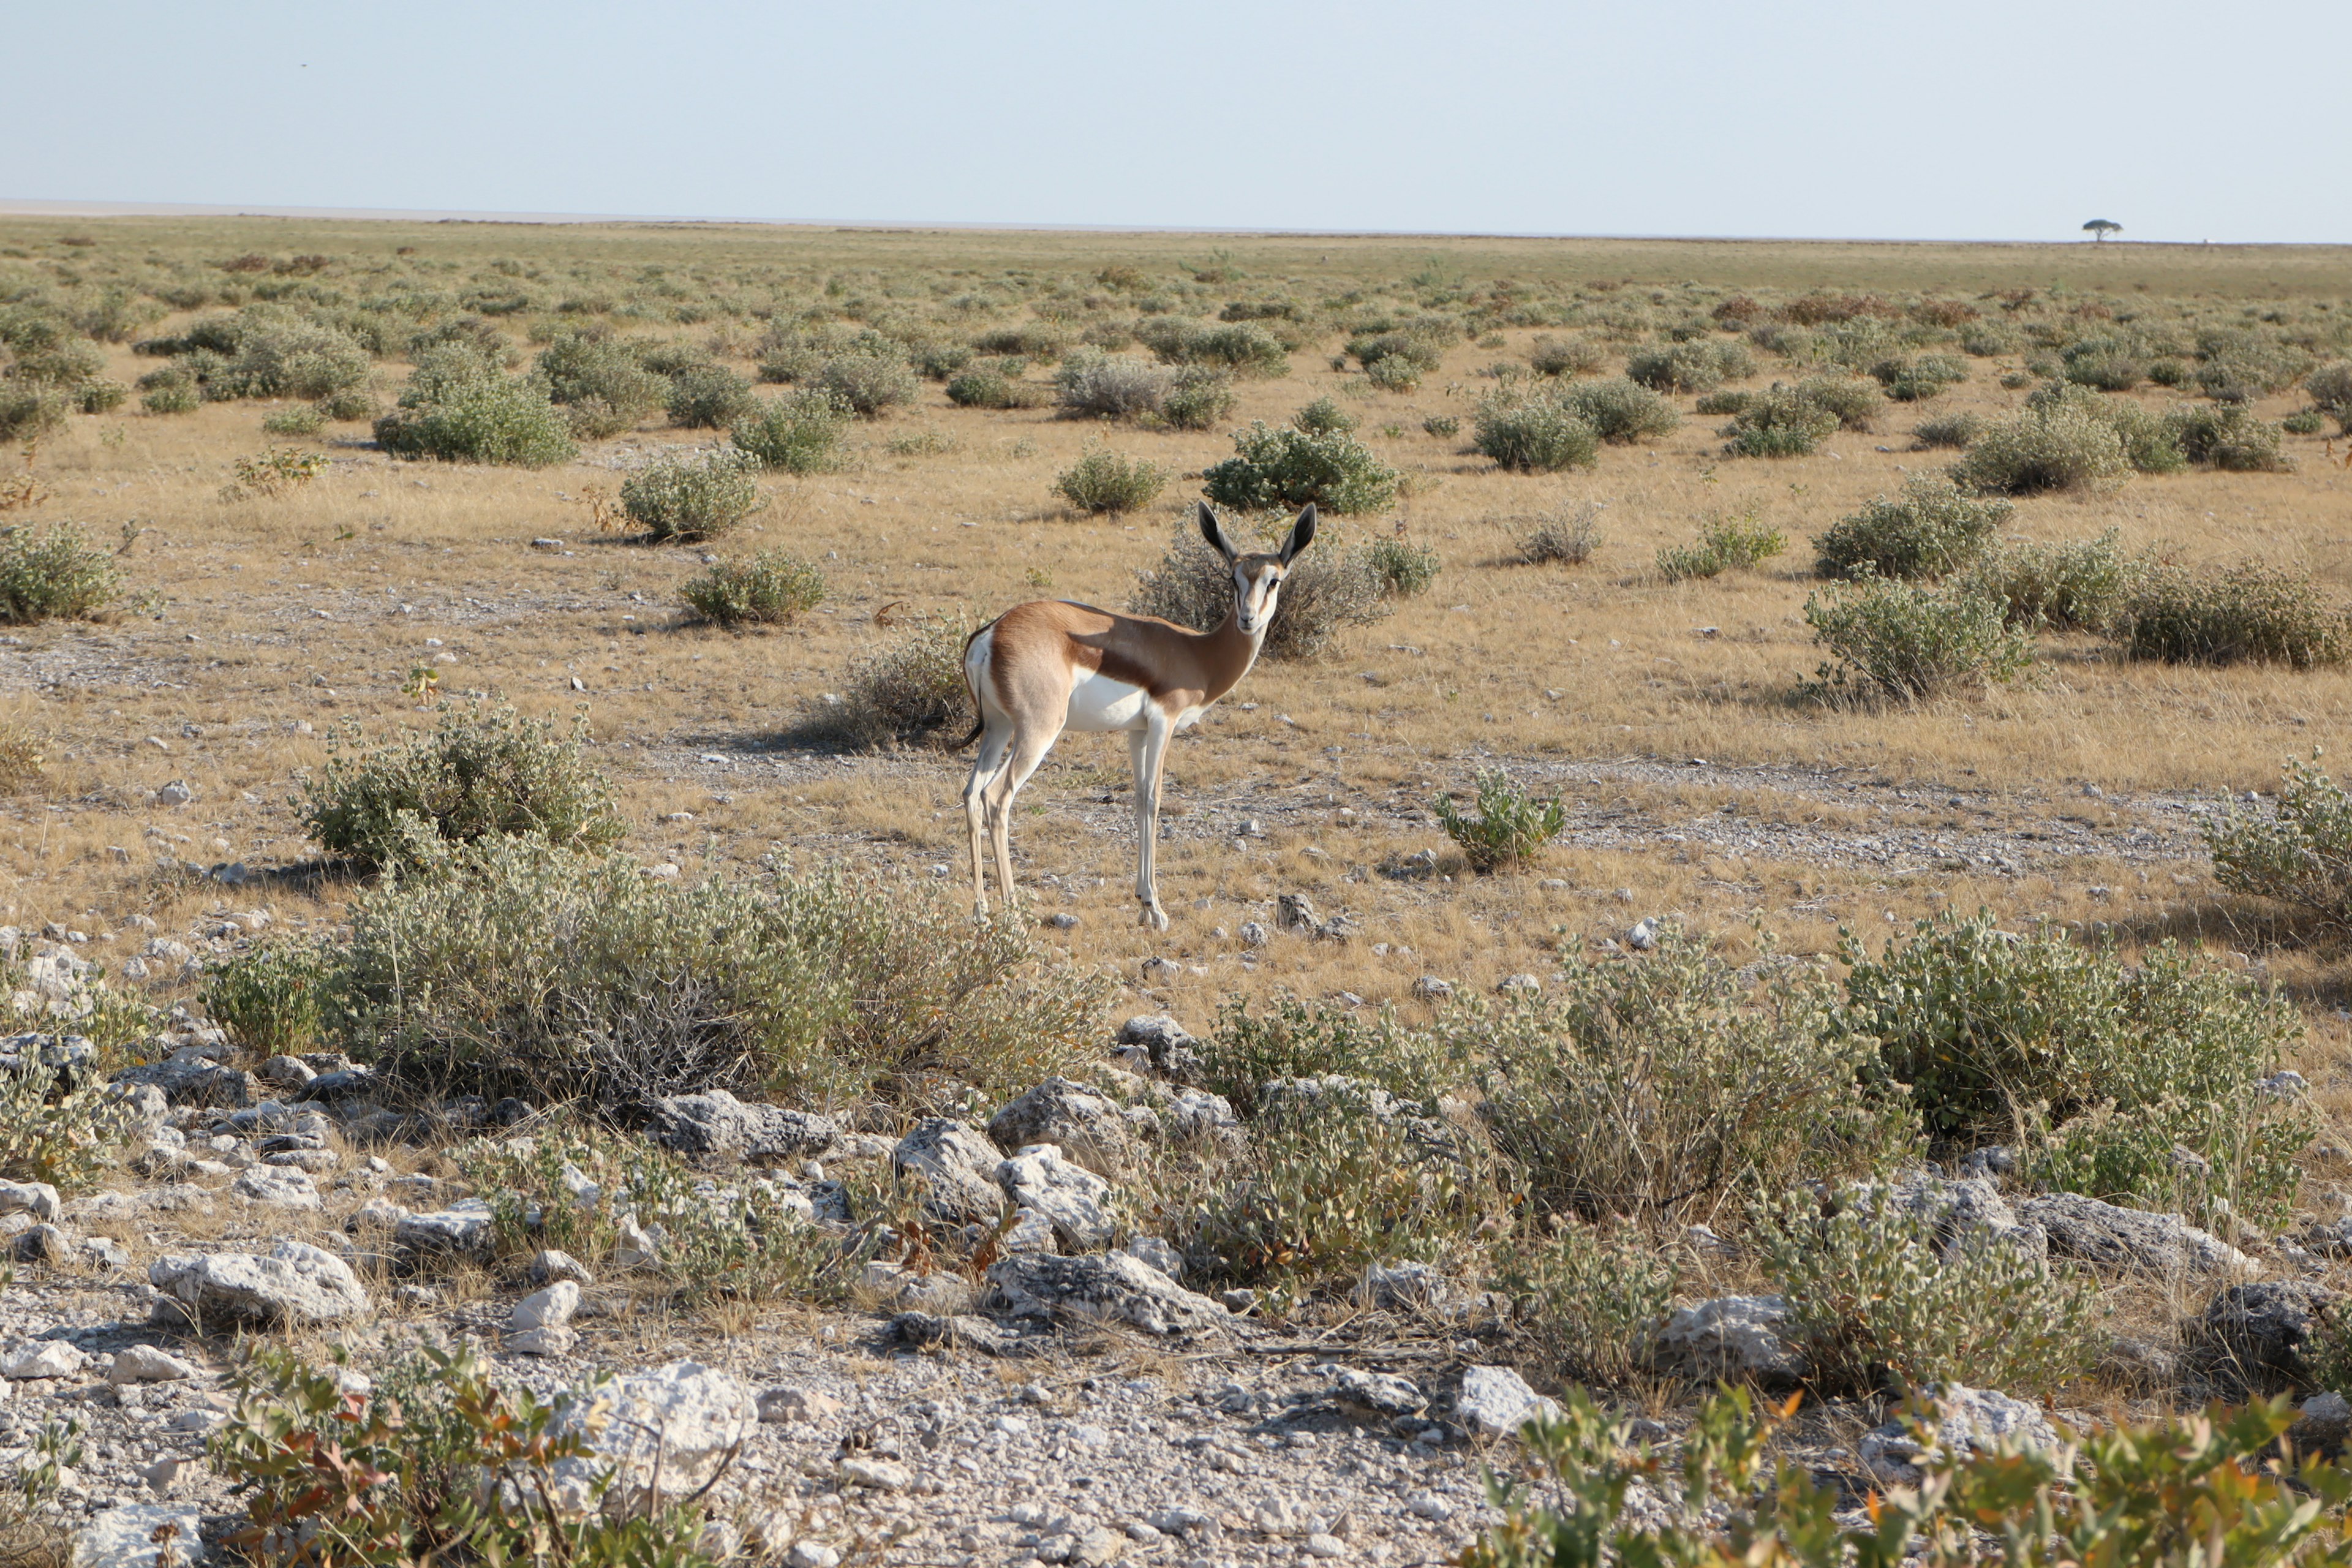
[1054,448,1166,514]
[665,362,758,429]
[1193,994,1444,1118]
[1692,389,1750,417]
[1560,377,1680,443]
[816,617,975,750]
[146,308,372,401]
[1844,910,2309,1216]
[1421,413,1459,439]
[1472,390,1599,472]
[1200,421,1398,514]
[1054,353,1170,421]
[619,448,761,541]
[0,386,66,440]
[1626,339,1752,393]
[1954,530,2135,633]
[534,331,666,437]
[1142,320,1288,377]
[2209,756,2352,930]
[1657,513,1785,581]
[2121,561,2348,666]
[2168,402,2293,472]
[2021,381,2185,473]
[1434,769,1563,872]
[944,364,1049,409]
[1290,396,1357,436]
[1719,385,1840,456]
[1812,474,2011,581]
[1345,326,1449,377]
[1870,352,1968,401]
[729,389,849,473]
[1757,1188,2099,1395]
[1912,410,1981,448]
[1527,335,1605,377]
[0,1044,129,1193]
[1365,355,1423,391]
[680,548,826,628]
[260,404,323,437]
[2285,409,2328,435]
[203,941,329,1057]
[1367,535,1440,596]
[1130,517,1390,661]
[373,352,576,467]
[1501,1222,1676,1385]
[333,834,1104,1108]
[1510,501,1602,565]
[0,522,121,624]
[814,352,919,418]
[1803,577,2030,700]
[316,386,377,422]
[1792,372,1883,431]
[1449,928,1914,1223]
[1159,366,1234,430]
[299,701,625,872]
[1948,401,2127,494]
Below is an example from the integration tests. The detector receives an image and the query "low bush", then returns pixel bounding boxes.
[1144,320,1288,377]
[619,448,761,541]
[2121,561,2349,666]
[140,379,198,416]
[1130,518,1390,661]
[0,1047,129,1192]
[535,332,667,431]
[1956,529,2136,632]
[1345,328,1447,377]
[680,548,826,628]
[1365,355,1423,391]
[1446,929,1913,1223]
[1054,448,1166,514]
[316,386,377,422]
[1472,390,1599,472]
[1055,353,1170,421]
[1948,401,2127,494]
[1192,994,1443,1118]
[0,723,39,794]
[335,835,1104,1107]
[151,309,372,402]
[1656,513,1785,581]
[74,381,126,414]
[1692,389,1749,416]
[260,404,323,436]
[1812,473,2011,581]
[374,356,576,467]
[814,352,919,418]
[1159,366,1234,430]
[1526,334,1606,377]
[1560,377,1679,443]
[1510,501,1602,565]
[1200,421,1398,514]
[1869,352,1968,401]
[1501,1223,1676,1385]
[1719,385,1839,457]
[1290,396,1357,437]
[665,363,758,429]
[299,700,624,872]
[1757,1188,2099,1395]
[1434,769,1563,872]
[0,386,66,441]
[1420,413,1459,439]
[1626,338,1752,393]
[1367,534,1440,596]
[2307,359,2352,420]
[816,618,976,750]
[1804,577,2030,700]
[203,941,328,1057]
[1792,372,1883,431]
[971,323,1068,361]
[2168,402,2293,472]
[1911,410,1980,448]
[2285,408,2328,435]
[2209,756,2352,929]
[0,522,121,623]
[944,364,1048,409]
[729,389,849,473]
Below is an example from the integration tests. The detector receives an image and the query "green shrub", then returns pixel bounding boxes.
[619,448,761,541]
[2209,757,2352,930]
[1421,413,1459,439]
[1561,377,1680,443]
[729,389,849,473]
[814,352,919,418]
[1501,1223,1676,1385]
[2122,562,2348,666]
[335,835,1103,1107]
[299,701,624,872]
[944,365,1047,409]
[1719,385,1839,456]
[315,386,377,422]
[1911,410,1980,448]
[0,522,121,623]
[1054,448,1166,514]
[1956,530,2136,632]
[1159,366,1234,430]
[260,404,323,436]
[535,332,666,434]
[816,618,975,750]
[140,380,198,416]
[1129,517,1390,661]
[0,386,66,441]
[1291,396,1357,436]
[1948,402,2127,494]
[680,548,826,628]
[2307,359,2352,419]
[1626,339,1752,393]
[1055,353,1170,420]
[1201,421,1398,514]
[2194,326,2315,400]
[1527,334,1606,377]
[1511,501,1602,565]
[157,309,372,401]
[913,342,973,380]
[203,941,328,1057]
[1869,352,1968,401]
[0,1045,129,1192]
[1472,390,1599,472]
[972,322,1069,361]
[1692,389,1750,416]
[2168,402,2293,472]
[1434,769,1562,872]
[1364,355,1422,391]
[1792,372,1883,431]
[2285,409,2328,435]
[74,381,127,414]
[1657,513,1785,581]
[1447,929,1913,1221]
[374,361,576,467]
[1812,474,2011,581]
[1142,320,1288,377]
[664,363,757,429]
[1368,535,1440,596]
[1346,328,1447,376]
[1803,577,2030,700]
[1757,1189,2099,1396]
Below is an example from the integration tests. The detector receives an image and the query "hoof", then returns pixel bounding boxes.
[1138,904,1170,932]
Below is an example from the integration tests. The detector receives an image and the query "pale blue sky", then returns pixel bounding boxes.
[11,0,2350,243]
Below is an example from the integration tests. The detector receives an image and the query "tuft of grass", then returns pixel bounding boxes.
[619,448,762,541]
[1436,769,1564,872]
[2120,561,2348,666]
[1510,501,1604,565]
[1054,448,1167,515]
[1657,513,1785,581]
[0,522,121,623]
[1803,577,2032,701]
[680,548,826,628]
[0,722,39,793]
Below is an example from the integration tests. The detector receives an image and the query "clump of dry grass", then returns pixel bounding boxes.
[807,618,976,750]
[0,721,40,793]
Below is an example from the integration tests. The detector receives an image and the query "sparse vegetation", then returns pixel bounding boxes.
[1367,533,1440,597]
[1434,769,1564,872]
[374,351,577,467]
[680,548,826,628]
[1054,447,1167,514]
[0,521,121,622]
[1657,513,1785,580]
[1812,474,2011,581]
[1804,576,2032,699]
[1719,384,1841,457]
[619,448,762,541]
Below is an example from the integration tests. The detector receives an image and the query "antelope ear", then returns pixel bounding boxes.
[1198,501,1239,562]
[1280,503,1317,564]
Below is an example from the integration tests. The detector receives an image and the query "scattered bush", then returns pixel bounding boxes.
[1367,534,1440,596]
[1200,421,1398,514]
[729,389,849,473]
[535,332,666,434]
[2209,756,2352,930]
[1948,402,2127,494]
[1434,769,1563,872]
[1159,366,1234,430]
[1560,377,1679,443]
[1502,1223,1676,1385]
[374,355,576,467]
[1803,577,2030,700]
[1911,410,1980,448]
[74,381,126,414]
[1054,448,1167,515]
[1812,473,2011,581]
[619,448,761,541]
[1792,372,1883,431]
[1656,513,1785,581]
[1510,501,1602,565]
[1757,1189,2099,1395]
[0,723,39,794]
[2168,402,2293,472]
[2307,360,2352,429]
[1869,352,1968,401]
[1472,390,1599,472]
[2285,409,2328,435]
[1290,396,1357,436]
[814,352,919,418]
[1692,389,1749,416]
[1626,339,1753,393]
[665,363,758,429]
[1956,530,2136,632]
[1055,353,1170,421]
[2121,561,2348,666]
[680,548,826,628]
[1346,328,1447,377]
[1527,334,1607,377]
[944,364,1047,409]
[816,618,976,750]
[260,404,322,436]
[0,386,66,441]
[971,323,1069,361]
[1420,413,1459,439]
[0,1046,128,1192]
[1193,995,1442,1118]
[315,386,377,422]
[1130,518,1390,661]
[1719,385,1839,457]
[155,309,371,401]
[203,941,328,1057]
[299,701,624,872]
[0,522,120,624]
[1143,320,1288,377]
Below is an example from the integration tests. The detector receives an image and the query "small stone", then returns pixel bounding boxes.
[512,1281,580,1331]
[154,782,194,808]
[1454,1365,1558,1437]
[529,1250,595,1286]
[1405,1492,1451,1522]
[1496,973,1541,993]
[1627,919,1657,951]
[1239,921,1269,948]
[786,1544,841,1568]
[837,1456,911,1491]
[0,1181,61,1223]
[230,1166,321,1211]
[108,1346,197,1385]
[757,1386,845,1424]
[1,1340,86,1379]
[1303,1534,1347,1559]
[1331,1369,1423,1418]
[70,1504,200,1568]
[504,1327,577,1357]
[612,1215,663,1269]
[1409,976,1452,1001]
[137,1457,185,1493]
[11,1224,72,1266]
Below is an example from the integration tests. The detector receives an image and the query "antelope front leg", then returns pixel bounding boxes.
[1129,720,1172,931]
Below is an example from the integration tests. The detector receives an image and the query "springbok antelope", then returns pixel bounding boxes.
[961,501,1316,930]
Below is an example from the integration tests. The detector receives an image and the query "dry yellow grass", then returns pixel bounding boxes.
[3,216,2351,1085]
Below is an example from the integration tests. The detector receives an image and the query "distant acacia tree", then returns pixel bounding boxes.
[2082,219,2122,242]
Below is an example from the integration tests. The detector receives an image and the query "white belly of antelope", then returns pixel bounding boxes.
[1065,669,1153,732]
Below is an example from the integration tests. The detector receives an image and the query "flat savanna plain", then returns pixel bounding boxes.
[6,217,2352,1092]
